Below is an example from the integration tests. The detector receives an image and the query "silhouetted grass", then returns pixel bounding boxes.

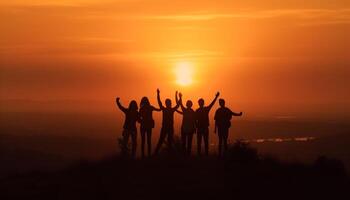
[117,136,130,158]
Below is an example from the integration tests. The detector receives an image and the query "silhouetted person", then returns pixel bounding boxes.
[139,97,161,158]
[214,99,243,157]
[154,89,181,155]
[116,97,139,158]
[175,92,196,156]
[195,92,220,156]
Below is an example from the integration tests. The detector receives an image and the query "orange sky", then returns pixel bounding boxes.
[0,0,349,118]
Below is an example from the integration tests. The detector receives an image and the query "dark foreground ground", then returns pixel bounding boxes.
[1,142,349,200]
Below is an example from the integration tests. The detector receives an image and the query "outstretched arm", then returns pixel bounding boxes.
[152,106,162,112]
[175,110,183,115]
[208,92,220,110]
[157,89,164,110]
[116,97,127,113]
[231,111,243,116]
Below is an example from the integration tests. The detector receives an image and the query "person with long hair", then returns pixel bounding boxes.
[139,97,161,158]
[116,97,139,158]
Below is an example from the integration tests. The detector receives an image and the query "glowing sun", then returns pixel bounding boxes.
[174,61,194,86]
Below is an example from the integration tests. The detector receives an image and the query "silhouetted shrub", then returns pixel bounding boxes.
[313,156,347,177]
[224,140,259,164]
[158,136,183,157]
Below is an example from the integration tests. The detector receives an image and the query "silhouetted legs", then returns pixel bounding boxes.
[197,128,209,156]
[181,130,194,156]
[154,131,166,155]
[123,129,137,158]
[167,130,174,148]
[141,128,152,158]
[218,127,229,157]
[181,131,186,154]
[154,127,174,155]
[187,133,194,155]
[147,130,152,156]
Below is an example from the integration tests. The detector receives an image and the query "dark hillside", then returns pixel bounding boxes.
[1,142,348,200]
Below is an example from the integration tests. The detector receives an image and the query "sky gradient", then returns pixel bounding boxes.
[0,0,349,118]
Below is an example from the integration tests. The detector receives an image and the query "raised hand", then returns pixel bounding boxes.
[179,92,183,98]
[157,88,164,109]
[116,97,127,112]
[209,92,220,109]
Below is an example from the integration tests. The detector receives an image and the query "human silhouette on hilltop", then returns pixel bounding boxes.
[214,99,243,157]
[115,89,244,158]
[139,97,161,158]
[195,92,220,156]
[154,89,181,155]
[175,92,196,156]
[116,97,139,158]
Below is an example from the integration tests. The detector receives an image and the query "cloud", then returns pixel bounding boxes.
[63,7,350,26]
[132,9,350,24]
[1,2,349,25]
[0,0,109,6]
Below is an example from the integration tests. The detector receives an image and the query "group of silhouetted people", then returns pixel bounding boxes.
[116,89,242,158]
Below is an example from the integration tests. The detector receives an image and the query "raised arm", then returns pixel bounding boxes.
[208,92,220,110]
[175,91,179,105]
[157,88,164,110]
[177,92,186,111]
[173,91,181,110]
[116,97,127,113]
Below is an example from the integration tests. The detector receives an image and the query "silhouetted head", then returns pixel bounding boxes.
[165,98,172,108]
[219,99,225,107]
[140,97,150,108]
[186,100,193,108]
[198,98,205,108]
[129,100,138,111]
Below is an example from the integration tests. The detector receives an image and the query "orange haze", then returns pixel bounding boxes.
[1,0,349,119]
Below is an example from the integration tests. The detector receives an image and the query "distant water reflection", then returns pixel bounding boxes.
[245,137,316,143]
[208,137,316,146]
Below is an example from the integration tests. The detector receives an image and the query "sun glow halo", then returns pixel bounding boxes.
[174,61,194,86]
